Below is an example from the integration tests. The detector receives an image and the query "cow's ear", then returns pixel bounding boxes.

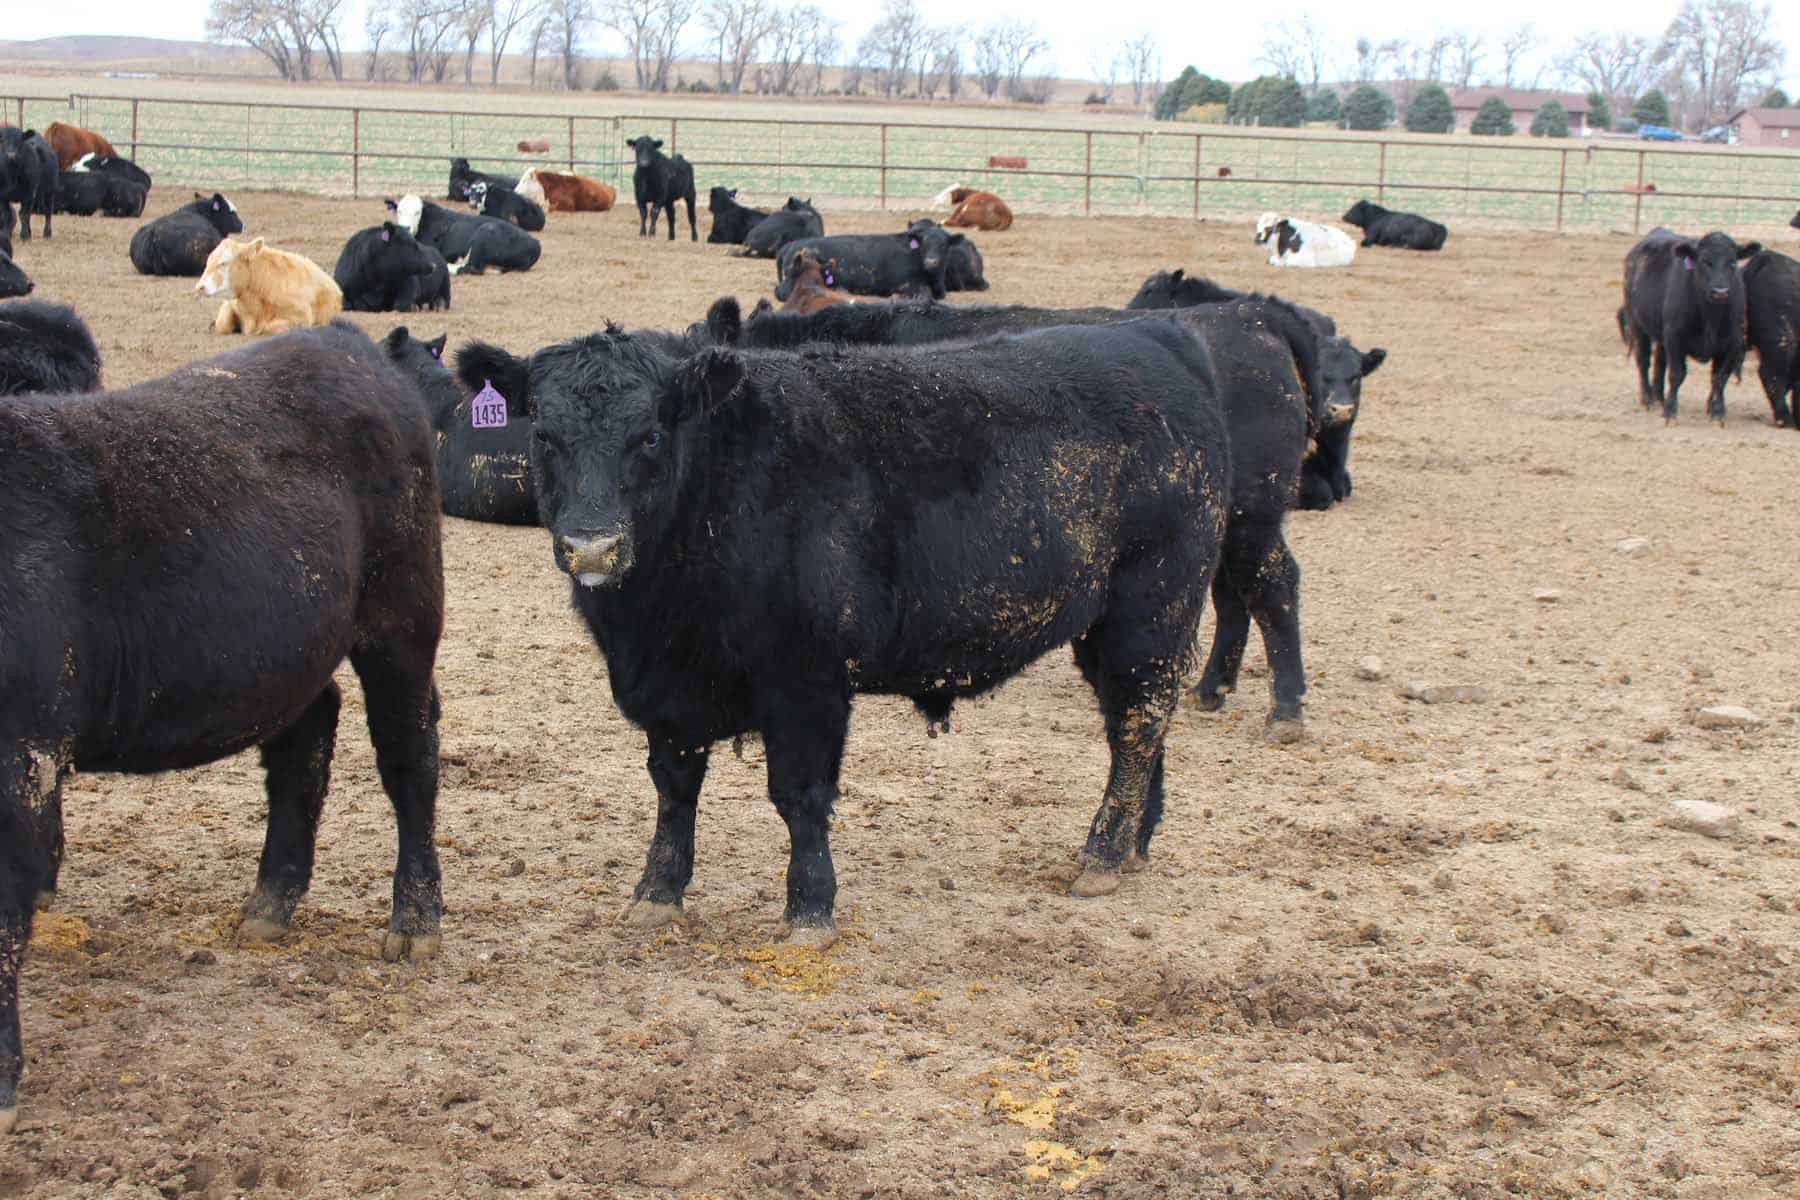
[383,196,398,212]
[705,296,743,346]
[1171,268,1184,282]
[652,138,664,149]
[750,297,774,320]
[383,326,409,352]
[1360,348,1387,377]
[948,233,966,245]
[1674,240,1698,264]
[456,342,532,420]
[426,334,447,360]
[21,129,35,139]
[245,237,265,253]
[663,348,745,427]
[1736,241,1762,261]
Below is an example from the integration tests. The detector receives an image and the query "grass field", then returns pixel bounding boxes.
[7,75,1799,229]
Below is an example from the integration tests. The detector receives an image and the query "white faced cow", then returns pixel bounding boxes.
[1254,212,1356,269]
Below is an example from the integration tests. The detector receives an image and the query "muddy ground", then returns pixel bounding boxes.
[3,193,1798,1199]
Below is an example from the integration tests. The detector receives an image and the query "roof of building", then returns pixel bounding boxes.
[1450,88,1591,115]
[1728,106,1800,128]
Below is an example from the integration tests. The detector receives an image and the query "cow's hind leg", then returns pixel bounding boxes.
[240,683,340,943]
[760,691,850,945]
[1193,573,1249,712]
[685,194,697,242]
[350,649,443,963]
[1631,330,1656,408]
[663,201,677,242]
[1757,356,1794,427]
[2,746,63,1132]
[621,736,710,928]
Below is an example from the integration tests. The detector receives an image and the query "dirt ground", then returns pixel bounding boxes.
[4,193,1798,1199]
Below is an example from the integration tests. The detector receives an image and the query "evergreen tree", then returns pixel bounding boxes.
[1529,99,1569,137]
[1405,83,1455,133]
[1342,84,1395,131]
[1763,87,1790,109]
[1586,90,1611,131]
[1227,75,1306,127]
[1632,89,1670,127]
[1471,96,1516,135]
[1154,66,1232,121]
[1307,89,1341,123]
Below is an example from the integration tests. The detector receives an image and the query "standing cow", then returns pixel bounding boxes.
[0,127,58,240]
[1741,248,1800,428]
[1620,227,1760,422]
[457,319,1230,940]
[0,321,445,1136]
[628,136,697,241]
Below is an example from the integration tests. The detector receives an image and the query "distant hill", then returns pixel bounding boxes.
[0,35,244,62]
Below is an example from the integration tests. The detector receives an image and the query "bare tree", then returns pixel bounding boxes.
[1558,31,1664,118]
[995,17,1047,100]
[647,0,696,91]
[526,14,551,84]
[541,0,592,89]
[364,5,395,79]
[207,0,298,80]
[489,0,546,83]
[1120,33,1158,107]
[1500,24,1539,87]
[758,2,816,96]
[972,24,1004,100]
[859,0,925,98]
[1258,14,1330,92]
[934,31,964,100]
[1662,0,1783,127]
[801,8,838,95]
[1351,35,1406,85]
[703,0,774,94]
[597,0,655,88]
[1086,47,1118,104]
[453,0,490,83]
[1448,31,1484,91]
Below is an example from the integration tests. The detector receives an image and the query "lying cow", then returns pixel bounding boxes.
[1298,338,1386,510]
[1620,227,1759,421]
[942,188,1013,231]
[702,292,1324,729]
[0,320,445,1136]
[775,223,982,301]
[447,156,518,203]
[197,236,343,336]
[388,195,541,275]
[0,299,101,393]
[43,120,115,169]
[741,198,823,258]
[1341,199,1447,251]
[1126,267,1335,339]
[456,317,1230,939]
[707,187,768,245]
[129,193,244,276]
[383,326,537,525]
[53,169,146,217]
[334,222,451,313]
[519,168,614,213]
[67,152,152,194]
[777,249,856,314]
[467,180,545,232]
[0,127,58,240]
[1255,212,1355,268]
[908,219,987,291]
[627,135,697,241]
[1742,248,1800,429]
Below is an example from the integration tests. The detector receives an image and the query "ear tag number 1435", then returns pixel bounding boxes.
[471,380,509,429]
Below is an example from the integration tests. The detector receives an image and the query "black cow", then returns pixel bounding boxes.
[627,136,697,241]
[1297,339,1386,510]
[1621,227,1760,421]
[706,187,768,245]
[457,319,1230,938]
[1790,209,1798,230]
[128,192,244,276]
[68,152,152,193]
[1341,199,1447,250]
[773,224,980,301]
[466,180,546,232]
[383,327,537,525]
[53,170,147,217]
[387,195,540,275]
[0,127,58,240]
[906,219,988,291]
[0,208,26,298]
[1742,248,1800,428]
[1126,268,1245,313]
[702,292,1327,727]
[447,157,519,203]
[0,321,445,1136]
[0,300,101,394]
[741,198,824,258]
[334,222,451,313]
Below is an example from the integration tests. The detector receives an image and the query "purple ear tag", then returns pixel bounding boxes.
[908,237,920,250]
[381,229,391,242]
[823,269,834,286]
[430,343,443,360]
[471,379,509,429]
[1683,258,1693,271]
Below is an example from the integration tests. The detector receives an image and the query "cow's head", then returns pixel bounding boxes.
[1254,212,1280,244]
[457,328,687,588]
[466,180,489,211]
[708,186,738,213]
[386,195,424,236]
[786,197,813,212]
[196,236,262,298]
[383,326,457,425]
[197,191,244,235]
[1316,337,1386,432]
[627,136,664,168]
[1342,199,1378,227]
[1790,209,1799,230]
[372,221,437,276]
[1674,232,1761,305]
[0,249,30,299]
[906,220,960,299]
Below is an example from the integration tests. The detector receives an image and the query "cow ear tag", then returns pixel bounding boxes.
[908,237,920,249]
[823,269,834,286]
[1683,258,1693,271]
[471,380,509,429]
[381,229,391,242]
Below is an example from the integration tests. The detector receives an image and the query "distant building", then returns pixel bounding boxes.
[1450,88,1592,136]
[1727,107,1800,147]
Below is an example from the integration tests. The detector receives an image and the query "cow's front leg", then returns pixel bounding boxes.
[621,736,710,928]
[1707,361,1730,423]
[761,692,850,946]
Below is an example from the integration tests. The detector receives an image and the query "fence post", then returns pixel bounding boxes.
[130,98,140,161]
[1083,131,1092,215]
[1377,142,1387,204]
[1192,133,1201,219]
[352,108,360,197]
[1632,150,1645,233]
[1554,148,1566,231]
[670,117,678,156]
[879,124,888,211]
[567,115,575,171]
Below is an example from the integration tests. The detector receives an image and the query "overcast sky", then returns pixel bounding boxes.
[5,1,1797,91]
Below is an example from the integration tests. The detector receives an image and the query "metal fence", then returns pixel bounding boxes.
[10,90,1800,231]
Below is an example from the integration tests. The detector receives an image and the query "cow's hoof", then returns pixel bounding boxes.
[617,900,682,929]
[784,922,837,950]
[0,1105,17,1135]
[1265,717,1306,744]
[1070,866,1121,898]
[237,915,288,944]
[1190,684,1229,712]
[1122,851,1150,874]
[381,930,440,963]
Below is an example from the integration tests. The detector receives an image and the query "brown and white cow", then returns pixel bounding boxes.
[519,168,616,213]
[942,187,1013,231]
[44,121,116,170]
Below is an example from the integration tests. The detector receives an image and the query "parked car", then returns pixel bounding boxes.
[1699,125,1736,145]
[1639,124,1684,142]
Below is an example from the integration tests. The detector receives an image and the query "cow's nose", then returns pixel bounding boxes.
[1708,287,1732,302]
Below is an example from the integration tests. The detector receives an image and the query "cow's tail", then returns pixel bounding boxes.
[1615,305,1632,355]
[1256,298,1327,435]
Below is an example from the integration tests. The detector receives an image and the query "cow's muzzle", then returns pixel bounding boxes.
[1325,403,1356,426]
[558,531,625,586]
[1706,286,1732,303]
